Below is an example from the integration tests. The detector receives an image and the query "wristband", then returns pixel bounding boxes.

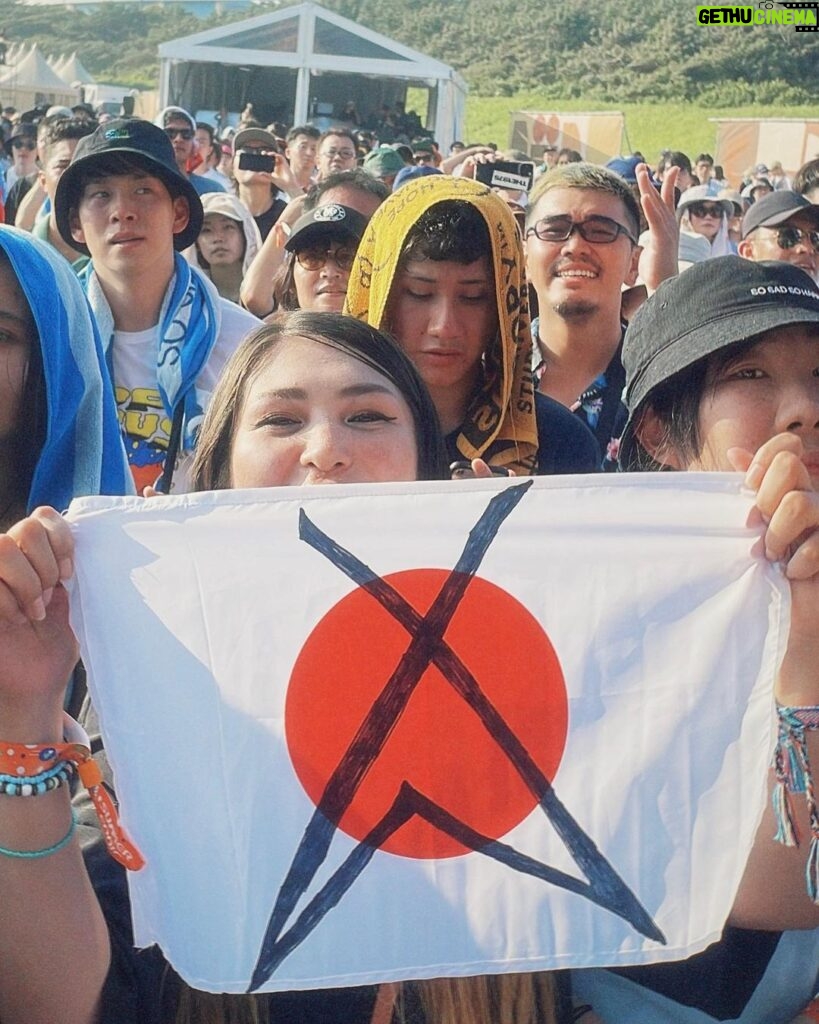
[771,705,819,902]
[0,713,144,871]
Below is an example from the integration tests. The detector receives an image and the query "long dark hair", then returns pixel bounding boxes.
[191,311,449,490]
[0,250,44,526]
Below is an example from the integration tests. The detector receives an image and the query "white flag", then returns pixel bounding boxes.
[66,474,788,994]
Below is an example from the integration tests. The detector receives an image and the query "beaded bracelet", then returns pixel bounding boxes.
[771,704,819,902]
[0,760,75,797]
[0,811,76,860]
[0,714,144,872]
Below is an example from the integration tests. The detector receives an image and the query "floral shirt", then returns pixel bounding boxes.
[531,318,627,471]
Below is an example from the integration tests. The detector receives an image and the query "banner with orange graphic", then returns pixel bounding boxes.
[509,111,625,164]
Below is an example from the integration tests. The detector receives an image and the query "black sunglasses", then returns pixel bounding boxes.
[526,215,637,246]
[687,202,725,219]
[762,225,819,253]
[165,128,194,141]
[11,138,35,150]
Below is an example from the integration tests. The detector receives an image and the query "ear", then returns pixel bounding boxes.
[624,243,642,288]
[172,195,191,238]
[737,239,754,259]
[69,209,86,247]
[634,406,683,469]
[37,169,47,191]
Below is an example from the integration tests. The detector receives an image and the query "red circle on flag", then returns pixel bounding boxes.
[285,569,568,860]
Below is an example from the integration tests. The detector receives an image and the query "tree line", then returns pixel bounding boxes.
[2,0,817,103]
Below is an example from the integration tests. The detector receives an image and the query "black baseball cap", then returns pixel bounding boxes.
[284,203,368,252]
[54,117,203,256]
[4,121,36,155]
[741,190,819,239]
[619,256,819,469]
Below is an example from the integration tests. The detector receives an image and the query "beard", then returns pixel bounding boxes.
[551,298,598,320]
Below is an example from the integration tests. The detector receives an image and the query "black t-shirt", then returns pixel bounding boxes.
[444,391,600,475]
[254,198,288,243]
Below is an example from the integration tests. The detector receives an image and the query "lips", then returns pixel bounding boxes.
[108,234,143,246]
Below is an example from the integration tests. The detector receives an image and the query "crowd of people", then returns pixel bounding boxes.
[0,95,818,1024]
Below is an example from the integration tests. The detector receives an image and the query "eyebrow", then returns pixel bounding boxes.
[0,309,32,331]
[403,270,490,286]
[252,383,398,402]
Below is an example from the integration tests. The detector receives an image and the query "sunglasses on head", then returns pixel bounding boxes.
[165,127,194,141]
[688,202,724,219]
[295,245,357,272]
[11,138,35,150]
[761,224,819,253]
[525,214,637,246]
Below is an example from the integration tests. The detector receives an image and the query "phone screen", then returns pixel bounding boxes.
[237,151,275,173]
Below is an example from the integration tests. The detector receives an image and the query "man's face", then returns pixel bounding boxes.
[195,128,213,163]
[317,134,357,179]
[163,118,194,173]
[286,133,317,176]
[39,138,81,203]
[70,171,190,275]
[674,166,694,191]
[739,211,819,282]
[525,186,640,321]
[11,134,37,176]
[695,160,713,183]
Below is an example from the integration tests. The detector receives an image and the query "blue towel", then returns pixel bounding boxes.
[81,252,220,455]
[0,226,133,510]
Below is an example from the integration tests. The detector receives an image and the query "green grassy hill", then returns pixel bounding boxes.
[3,0,817,169]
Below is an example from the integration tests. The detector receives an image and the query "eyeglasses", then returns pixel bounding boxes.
[295,246,357,271]
[526,215,637,246]
[322,148,355,160]
[11,138,35,151]
[687,202,724,219]
[760,225,819,253]
[165,128,194,141]
[414,154,433,164]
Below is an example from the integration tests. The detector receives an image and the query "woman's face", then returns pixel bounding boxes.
[229,335,418,487]
[654,326,819,486]
[0,261,34,439]
[687,201,724,241]
[292,238,357,313]
[386,257,496,406]
[197,214,245,266]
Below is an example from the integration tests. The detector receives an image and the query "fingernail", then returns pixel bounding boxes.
[58,558,73,580]
[30,598,46,621]
[42,588,54,607]
[745,461,764,490]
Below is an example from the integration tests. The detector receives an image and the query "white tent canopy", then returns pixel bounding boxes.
[53,52,96,86]
[0,44,78,109]
[158,1,466,151]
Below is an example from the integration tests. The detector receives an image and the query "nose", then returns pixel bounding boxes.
[777,381,819,436]
[427,297,460,341]
[299,420,351,476]
[558,224,593,256]
[320,257,343,279]
[109,191,136,222]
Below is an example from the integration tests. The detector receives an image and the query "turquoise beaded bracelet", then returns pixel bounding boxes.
[0,811,77,860]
